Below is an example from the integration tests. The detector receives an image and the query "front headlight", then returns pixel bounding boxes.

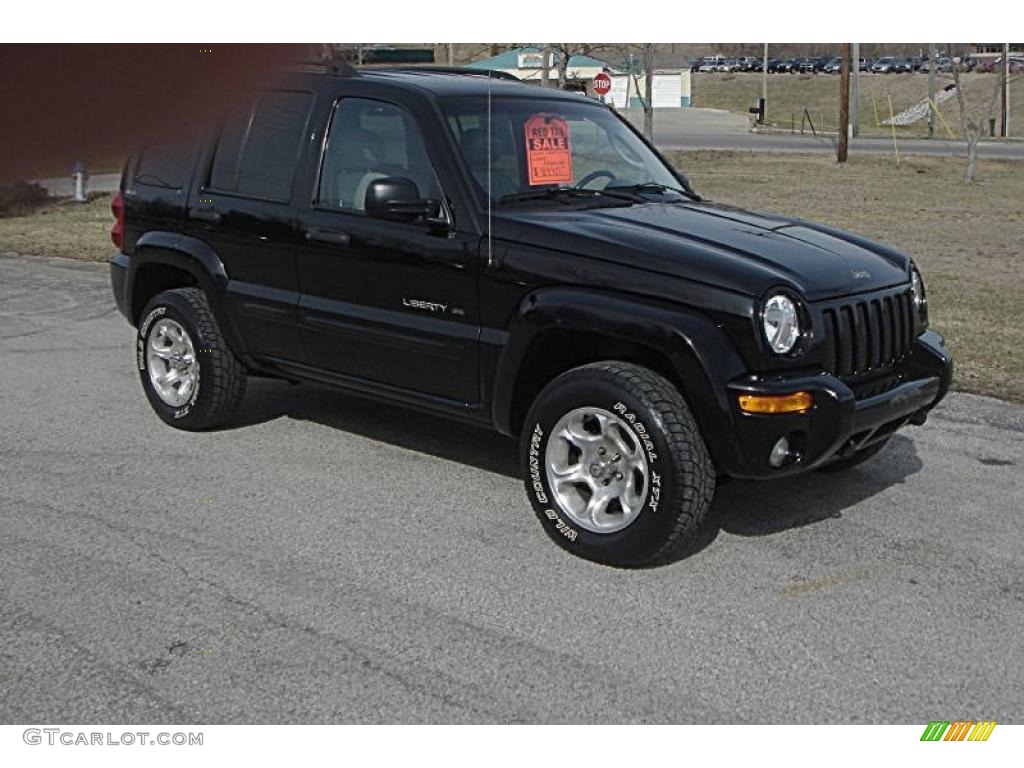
[910,266,927,322]
[762,294,801,354]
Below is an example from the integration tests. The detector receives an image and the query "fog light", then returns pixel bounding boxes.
[738,391,813,414]
[769,436,791,468]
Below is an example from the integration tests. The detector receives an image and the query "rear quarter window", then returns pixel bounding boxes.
[134,140,198,190]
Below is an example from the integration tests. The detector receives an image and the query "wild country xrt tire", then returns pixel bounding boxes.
[137,288,247,430]
[521,361,716,567]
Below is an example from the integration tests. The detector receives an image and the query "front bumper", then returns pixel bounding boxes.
[724,330,953,478]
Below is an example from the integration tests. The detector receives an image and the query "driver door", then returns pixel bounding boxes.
[296,96,480,404]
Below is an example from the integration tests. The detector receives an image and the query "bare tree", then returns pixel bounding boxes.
[549,44,581,88]
[611,44,656,141]
[950,51,1004,184]
[640,44,655,141]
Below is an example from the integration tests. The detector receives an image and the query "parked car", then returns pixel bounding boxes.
[920,56,953,73]
[872,56,911,74]
[774,59,799,74]
[977,56,1024,73]
[109,64,952,567]
[737,56,762,72]
[814,55,835,72]
[822,57,843,74]
[859,58,874,72]
[795,57,819,74]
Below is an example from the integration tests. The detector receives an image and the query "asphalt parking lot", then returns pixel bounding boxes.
[2,252,1022,724]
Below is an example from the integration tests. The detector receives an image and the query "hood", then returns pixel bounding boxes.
[496,200,911,301]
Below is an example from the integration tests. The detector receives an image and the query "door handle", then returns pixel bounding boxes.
[304,227,351,247]
[190,206,221,223]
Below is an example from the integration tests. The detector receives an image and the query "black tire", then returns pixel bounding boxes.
[520,361,716,567]
[137,287,247,430]
[817,438,889,473]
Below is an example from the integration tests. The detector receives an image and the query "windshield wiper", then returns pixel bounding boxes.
[606,182,700,201]
[498,187,633,205]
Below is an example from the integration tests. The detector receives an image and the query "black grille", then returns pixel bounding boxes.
[822,289,915,380]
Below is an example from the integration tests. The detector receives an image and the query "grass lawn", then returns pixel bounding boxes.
[0,193,113,262]
[692,72,1023,140]
[2,151,1021,402]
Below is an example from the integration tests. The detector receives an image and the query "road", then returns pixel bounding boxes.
[623,108,1024,159]
[1,252,1022,724]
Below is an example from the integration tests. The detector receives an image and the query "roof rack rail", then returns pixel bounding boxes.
[288,58,359,77]
[370,65,520,82]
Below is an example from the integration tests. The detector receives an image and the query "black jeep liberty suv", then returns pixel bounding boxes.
[109,63,953,566]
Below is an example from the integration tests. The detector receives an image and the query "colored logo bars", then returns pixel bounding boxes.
[920,721,997,742]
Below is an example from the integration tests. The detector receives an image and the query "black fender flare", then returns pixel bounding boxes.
[491,287,750,474]
[127,232,246,355]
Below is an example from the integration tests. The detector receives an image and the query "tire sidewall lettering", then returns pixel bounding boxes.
[530,422,579,544]
[137,306,166,371]
[138,302,201,420]
[612,401,662,513]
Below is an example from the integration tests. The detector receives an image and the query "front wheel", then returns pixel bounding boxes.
[521,362,716,567]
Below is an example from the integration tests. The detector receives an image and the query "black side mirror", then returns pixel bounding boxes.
[364,177,438,222]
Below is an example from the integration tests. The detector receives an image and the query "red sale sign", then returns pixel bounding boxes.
[524,114,573,186]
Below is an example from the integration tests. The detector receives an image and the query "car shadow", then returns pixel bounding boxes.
[230,380,924,565]
[713,433,923,536]
[231,379,521,478]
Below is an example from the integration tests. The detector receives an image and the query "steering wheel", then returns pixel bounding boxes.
[575,170,617,190]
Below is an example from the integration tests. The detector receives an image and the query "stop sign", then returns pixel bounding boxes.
[592,72,612,96]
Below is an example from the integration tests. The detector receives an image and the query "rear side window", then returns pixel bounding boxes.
[134,139,196,190]
[207,90,314,201]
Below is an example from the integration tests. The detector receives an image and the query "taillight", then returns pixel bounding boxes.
[110,192,124,251]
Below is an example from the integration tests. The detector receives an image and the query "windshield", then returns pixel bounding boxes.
[441,96,686,205]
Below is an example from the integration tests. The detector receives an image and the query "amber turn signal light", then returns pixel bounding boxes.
[738,392,814,415]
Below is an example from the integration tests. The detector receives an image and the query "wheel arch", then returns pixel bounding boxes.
[127,232,246,356]
[492,287,750,474]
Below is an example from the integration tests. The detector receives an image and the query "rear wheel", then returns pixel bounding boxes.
[521,361,716,567]
[137,288,246,430]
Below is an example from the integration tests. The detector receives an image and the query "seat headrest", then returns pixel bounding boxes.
[460,128,509,167]
[334,128,385,168]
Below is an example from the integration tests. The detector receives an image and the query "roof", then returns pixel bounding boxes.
[467,47,609,71]
[356,68,590,100]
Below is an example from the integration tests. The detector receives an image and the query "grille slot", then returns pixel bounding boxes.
[822,289,914,380]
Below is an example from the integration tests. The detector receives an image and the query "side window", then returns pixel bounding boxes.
[317,98,441,213]
[207,90,313,201]
[208,104,251,192]
[134,139,196,190]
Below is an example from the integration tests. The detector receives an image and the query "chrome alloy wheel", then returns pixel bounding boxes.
[146,318,199,407]
[544,407,650,533]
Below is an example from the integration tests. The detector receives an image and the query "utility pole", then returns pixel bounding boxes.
[447,43,454,67]
[851,42,860,137]
[1002,43,1010,138]
[927,43,936,138]
[541,45,552,88]
[838,43,851,163]
[762,42,768,117]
